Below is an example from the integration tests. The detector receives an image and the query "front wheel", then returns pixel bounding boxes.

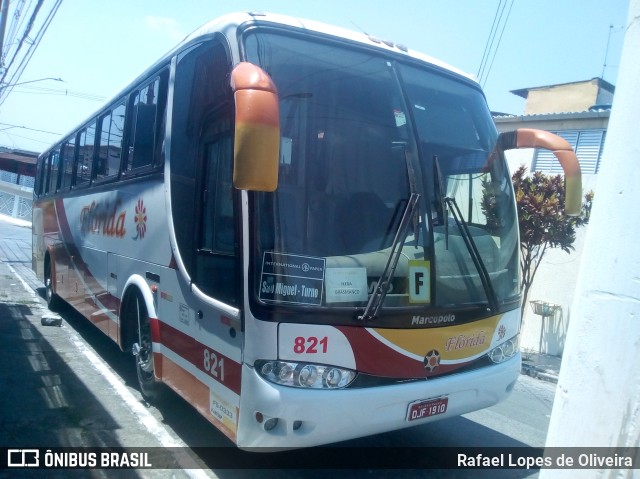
[131,292,162,401]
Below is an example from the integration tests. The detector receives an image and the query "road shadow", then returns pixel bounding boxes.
[0,298,142,479]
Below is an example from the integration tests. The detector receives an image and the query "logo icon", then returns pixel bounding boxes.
[498,324,506,340]
[424,349,441,372]
[7,449,39,467]
[133,198,147,240]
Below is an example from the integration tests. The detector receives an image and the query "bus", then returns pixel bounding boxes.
[32,12,582,449]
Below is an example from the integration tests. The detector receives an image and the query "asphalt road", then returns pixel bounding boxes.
[0,218,555,478]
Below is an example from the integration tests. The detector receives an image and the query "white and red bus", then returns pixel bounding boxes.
[32,12,581,449]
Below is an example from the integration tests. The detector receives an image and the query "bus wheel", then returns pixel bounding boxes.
[44,257,60,311]
[131,292,162,401]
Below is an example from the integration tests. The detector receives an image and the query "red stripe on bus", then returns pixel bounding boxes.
[336,326,467,378]
[156,320,242,395]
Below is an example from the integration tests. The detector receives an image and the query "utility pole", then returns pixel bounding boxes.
[540,0,640,477]
[0,0,9,69]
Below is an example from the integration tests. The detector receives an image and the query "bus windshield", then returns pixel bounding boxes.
[245,30,519,316]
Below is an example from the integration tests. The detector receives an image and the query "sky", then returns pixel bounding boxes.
[0,0,630,153]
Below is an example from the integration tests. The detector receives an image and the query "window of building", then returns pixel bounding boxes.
[533,129,606,175]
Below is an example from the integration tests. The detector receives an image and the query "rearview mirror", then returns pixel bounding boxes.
[231,62,280,192]
[498,128,582,216]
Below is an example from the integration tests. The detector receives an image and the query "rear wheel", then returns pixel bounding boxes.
[131,292,162,401]
[44,257,61,311]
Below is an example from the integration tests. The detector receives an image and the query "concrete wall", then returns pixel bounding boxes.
[541,0,640,465]
[522,79,612,114]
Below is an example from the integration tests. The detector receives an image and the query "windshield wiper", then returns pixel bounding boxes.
[445,195,499,312]
[358,193,420,321]
[433,155,449,247]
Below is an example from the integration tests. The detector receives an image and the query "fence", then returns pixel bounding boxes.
[0,169,33,222]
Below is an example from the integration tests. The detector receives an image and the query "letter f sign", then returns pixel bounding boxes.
[409,260,430,304]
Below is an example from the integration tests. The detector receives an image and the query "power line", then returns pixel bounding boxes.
[0,0,63,107]
[477,0,514,88]
[481,0,514,88]
[10,83,107,101]
[2,0,31,65]
[0,121,60,135]
[477,1,505,81]
[0,0,45,83]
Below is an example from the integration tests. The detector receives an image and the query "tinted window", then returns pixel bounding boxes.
[126,74,167,171]
[75,122,96,186]
[96,102,125,181]
[47,149,61,193]
[60,138,76,190]
[170,40,231,279]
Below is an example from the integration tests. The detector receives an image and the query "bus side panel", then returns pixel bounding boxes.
[48,179,168,341]
[76,246,110,337]
[113,253,244,443]
[154,282,244,442]
[32,203,44,279]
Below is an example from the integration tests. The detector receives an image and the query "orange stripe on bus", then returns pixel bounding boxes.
[158,353,238,443]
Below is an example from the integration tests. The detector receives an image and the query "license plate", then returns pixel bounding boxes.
[406,397,448,422]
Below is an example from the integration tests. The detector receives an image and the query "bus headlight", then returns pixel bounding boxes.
[488,335,519,364]
[256,360,357,389]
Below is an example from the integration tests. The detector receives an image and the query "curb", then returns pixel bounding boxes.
[521,363,558,384]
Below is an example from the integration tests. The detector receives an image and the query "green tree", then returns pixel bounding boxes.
[512,165,593,316]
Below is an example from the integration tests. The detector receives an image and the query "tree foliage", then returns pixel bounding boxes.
[512,165,593,315]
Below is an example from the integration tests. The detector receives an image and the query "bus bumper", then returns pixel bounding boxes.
[236,353,521,449]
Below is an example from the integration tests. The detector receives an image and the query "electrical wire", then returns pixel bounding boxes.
[2,0,31,66]
[477,0,505,81]
[9,84,107,102]
[481,0,514,88]
[476,0,514,88]
[0,121,61,135]
[0,0,63,107]
[0,0,45,85]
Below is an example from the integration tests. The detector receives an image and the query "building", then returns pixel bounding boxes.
[0,147,38,222]
[494,78,612,356]
[511,77,614,115]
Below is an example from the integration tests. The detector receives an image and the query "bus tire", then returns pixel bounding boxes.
[44,256,61,311]
[130,291,163,401]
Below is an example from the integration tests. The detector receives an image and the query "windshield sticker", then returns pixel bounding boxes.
[409,260,431,304]
[394,109,406,127]
[325,268,368,303]
[260,252,325,306]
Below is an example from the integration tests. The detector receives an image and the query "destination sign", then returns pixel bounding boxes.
[259,252,325,306]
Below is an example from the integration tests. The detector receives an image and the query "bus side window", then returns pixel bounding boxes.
[35,156,45,197]
[60,137,76,190]
[96,102,125,181]
[195,133,238,305]
[47,148,61,194]
[40,155,51,196]
[75,122,96,186]
[171,40,231,284]
[126,72,167,172]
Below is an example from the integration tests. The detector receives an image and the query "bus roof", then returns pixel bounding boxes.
[41,11,477,156]
[188,11,476,82]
